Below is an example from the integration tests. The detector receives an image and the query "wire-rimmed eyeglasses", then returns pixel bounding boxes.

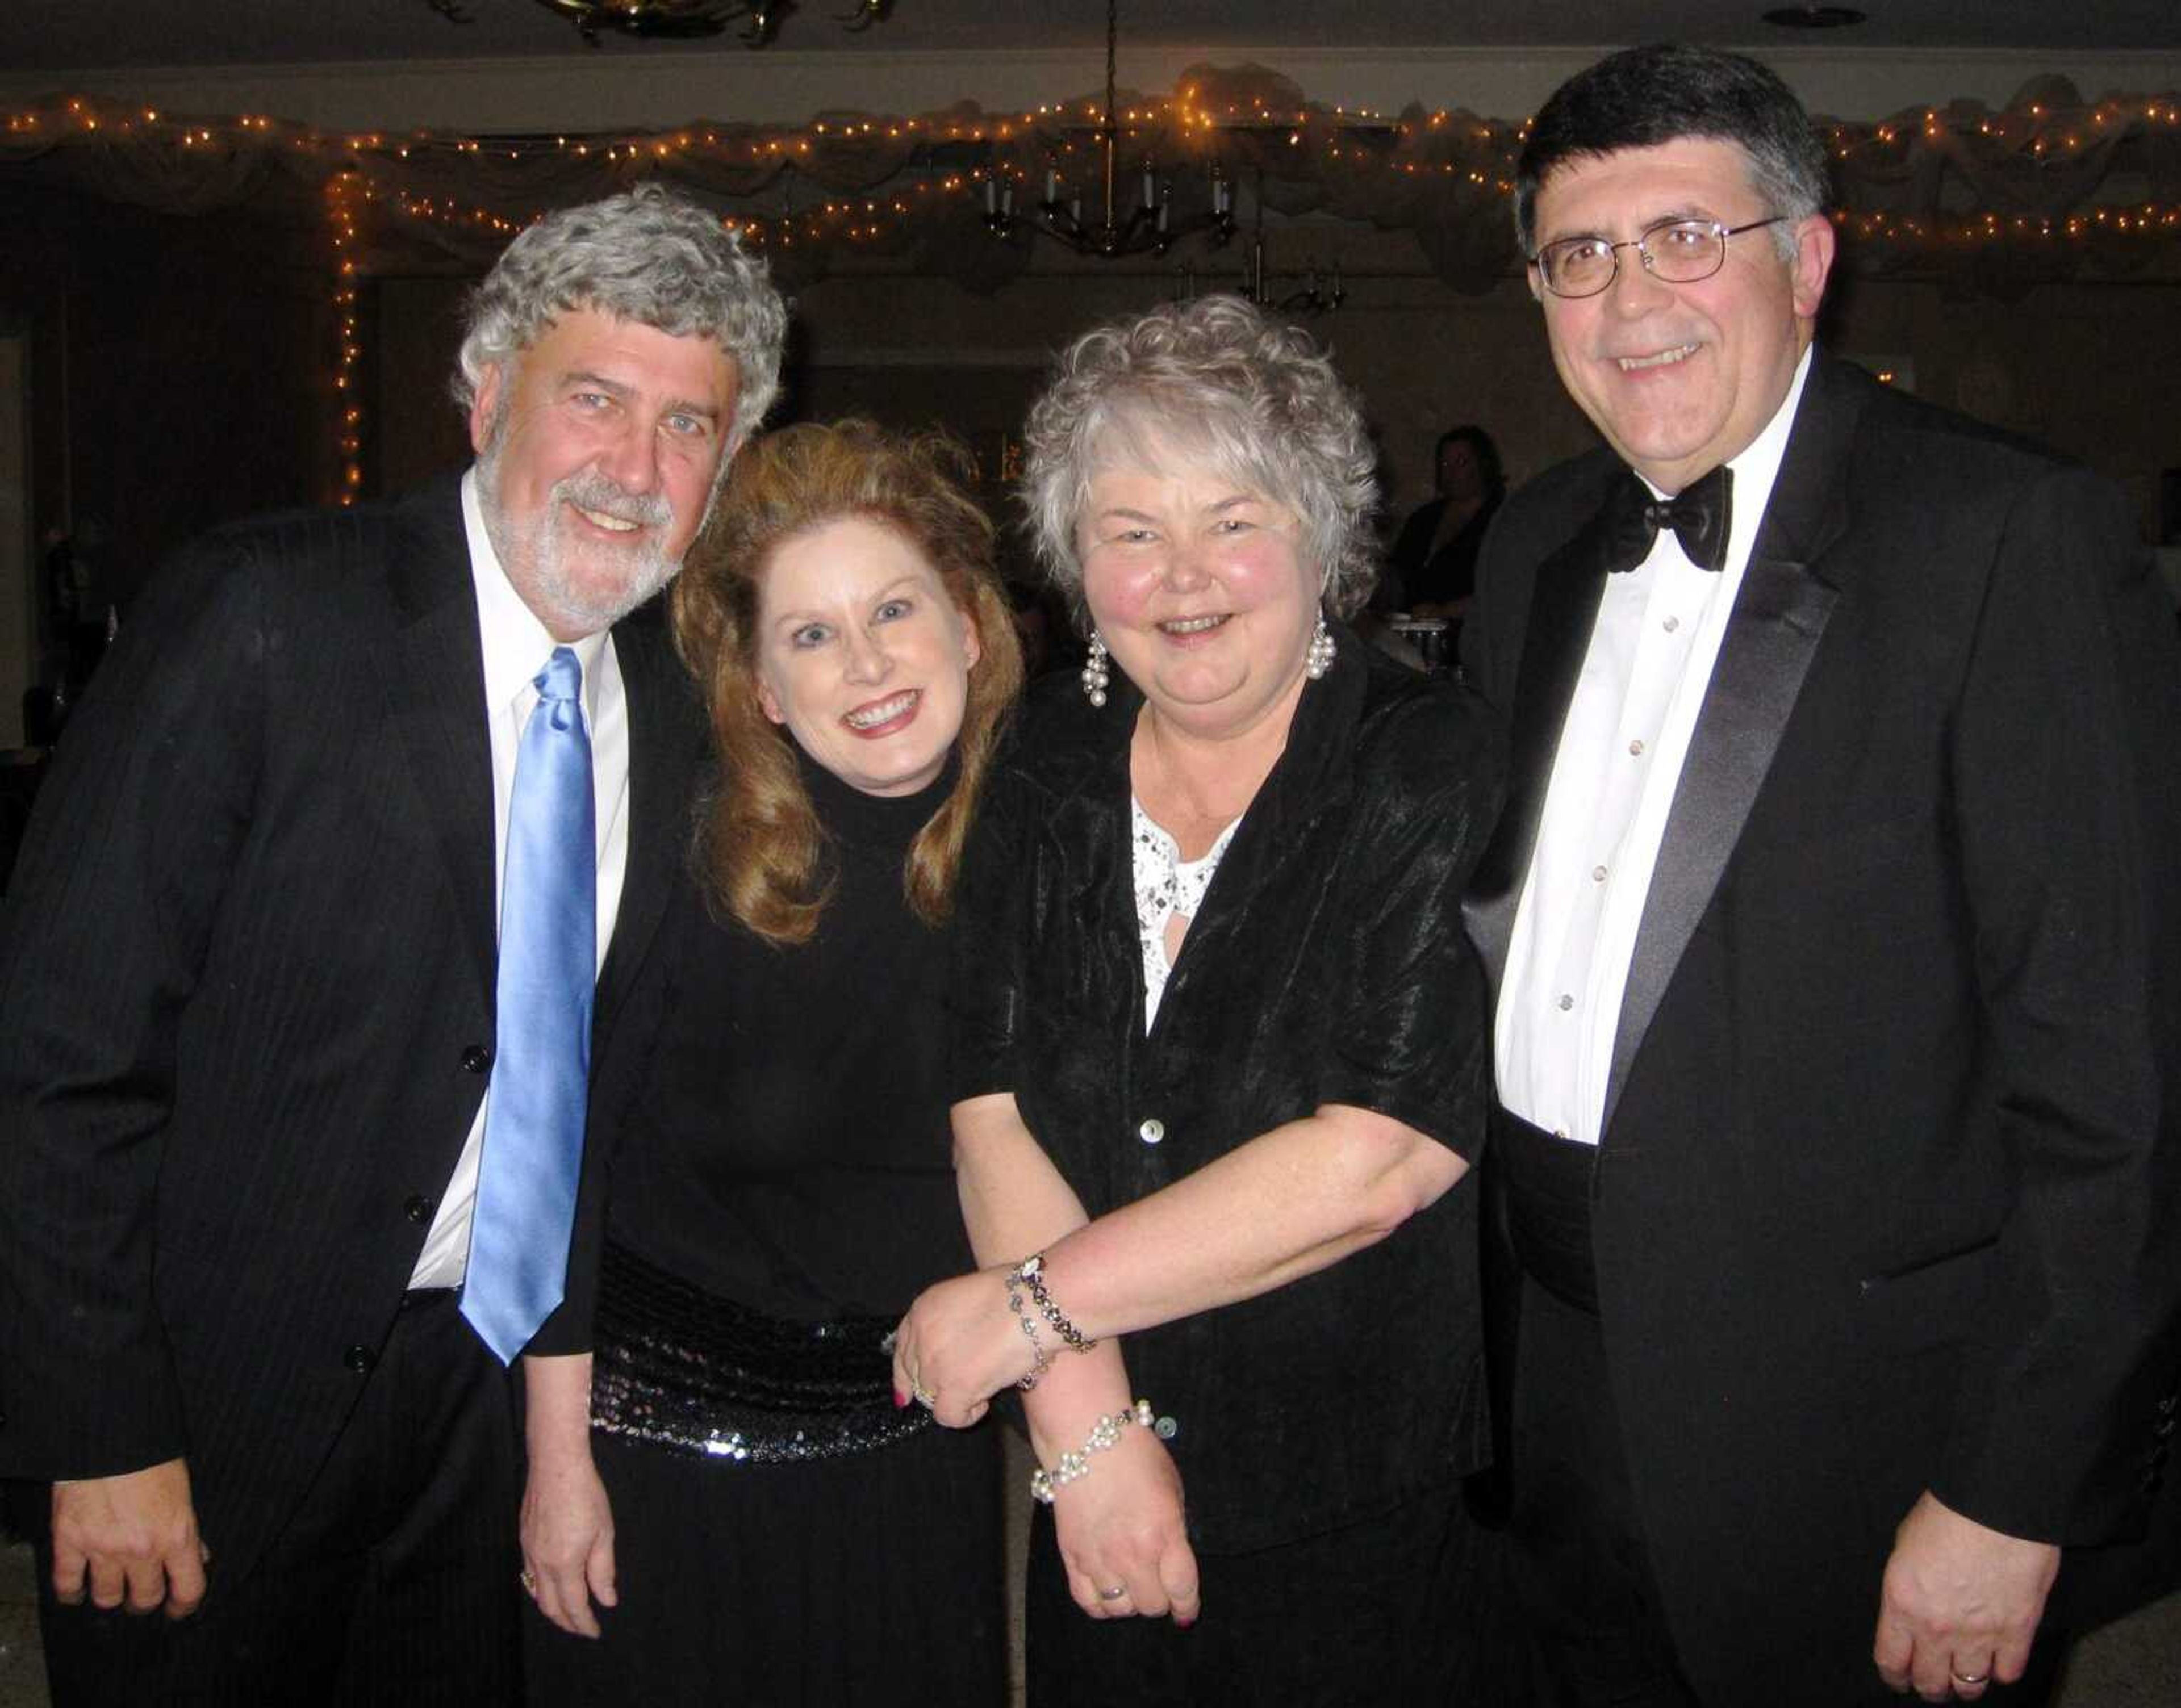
[1528,216,1788,299]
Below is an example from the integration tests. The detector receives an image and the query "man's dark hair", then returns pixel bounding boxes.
[1513,44,1832,258]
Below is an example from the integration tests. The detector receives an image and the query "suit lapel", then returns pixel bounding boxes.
[1602,356,1860,1133]
[384,483,499,1007]
[1465,513,1617,991]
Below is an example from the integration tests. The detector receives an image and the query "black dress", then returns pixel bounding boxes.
[952,626,1511,1704]
[1385,493,1499,610]
[528,755,1006,1708]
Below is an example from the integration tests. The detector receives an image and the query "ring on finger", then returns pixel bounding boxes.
[519,1568,537,1594]
[1950,1671,1989,1688]
[912,1380,937,1409]
[1096,1584,1128,1601]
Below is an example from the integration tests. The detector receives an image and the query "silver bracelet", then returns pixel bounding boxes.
[1004,1265,1056,1391]
[1012,1251,1098,1355]
[1029,1399,1155,1504]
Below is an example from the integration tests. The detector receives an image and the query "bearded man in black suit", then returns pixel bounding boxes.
[1463,44,2181,1708]
[0,185,786,1703]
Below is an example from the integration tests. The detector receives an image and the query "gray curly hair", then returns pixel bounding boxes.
[1021,296,1380,621]
[453,185,789,458]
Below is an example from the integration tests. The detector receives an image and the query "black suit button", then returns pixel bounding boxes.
[343,1344,376,1374]
[403,1195,435,1225]
[461,1044,494,1074]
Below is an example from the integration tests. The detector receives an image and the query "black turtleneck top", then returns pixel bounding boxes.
[596,753,973,1322]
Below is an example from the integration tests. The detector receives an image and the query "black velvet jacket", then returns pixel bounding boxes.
[952,623,1506,1552]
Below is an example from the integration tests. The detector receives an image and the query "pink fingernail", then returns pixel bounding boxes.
[892,1388,909,1409]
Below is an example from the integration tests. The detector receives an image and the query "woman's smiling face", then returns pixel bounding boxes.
[754,515,981,798]
[1077,453,1321,743]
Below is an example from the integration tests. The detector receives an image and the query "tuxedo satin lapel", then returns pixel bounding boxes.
[385,485,498,1006]
[1602,357,1861,1135]
[593,615,697,1037]
[1464,524,1614,991]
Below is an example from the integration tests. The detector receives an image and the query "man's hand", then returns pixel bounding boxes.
[1874,1490,2059,1701]
[51,1458,210,1619]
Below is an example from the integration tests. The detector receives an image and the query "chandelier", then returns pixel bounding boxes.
[983,0,1236,261]
[433,1,896,47]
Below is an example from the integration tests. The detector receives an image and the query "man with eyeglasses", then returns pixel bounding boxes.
[1461,43,2181,1708]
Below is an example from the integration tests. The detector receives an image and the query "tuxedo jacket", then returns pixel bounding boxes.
[0,476,707,1590]
[1463,351,2181,1704]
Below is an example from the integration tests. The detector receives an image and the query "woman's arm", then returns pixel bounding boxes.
[1050,1101,1466,1328]
[519,1353,618,1638]
[895,1093,1200,1625]
[901,1101,1465,1414]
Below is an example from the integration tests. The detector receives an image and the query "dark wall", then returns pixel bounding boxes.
[0,182,332,614]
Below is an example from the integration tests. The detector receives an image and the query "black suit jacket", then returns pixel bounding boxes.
[0,477,705,1589]
[1463,352,2181,1705]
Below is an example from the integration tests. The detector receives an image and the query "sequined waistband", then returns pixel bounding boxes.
[589,1242,927,1466]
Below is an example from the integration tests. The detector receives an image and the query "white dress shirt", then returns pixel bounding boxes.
[407,470,634,1290]
[1497,346,1814,1147]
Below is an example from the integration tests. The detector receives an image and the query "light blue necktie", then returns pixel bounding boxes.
[462,646,596,1365]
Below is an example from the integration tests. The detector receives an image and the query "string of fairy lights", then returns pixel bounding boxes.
[6,88,2178,504]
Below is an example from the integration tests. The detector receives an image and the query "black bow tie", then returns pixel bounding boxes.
[1601,464,1733,574]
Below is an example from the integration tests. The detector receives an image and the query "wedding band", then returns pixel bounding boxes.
[1097,1584,1127,1601]
[519,1568,537,1593]
[912,1382,937,1409]
[1951,1671,1988,1687]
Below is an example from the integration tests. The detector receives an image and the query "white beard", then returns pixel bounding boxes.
[476,445,683,635]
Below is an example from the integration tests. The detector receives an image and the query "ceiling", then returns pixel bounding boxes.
[7,0,2180,74]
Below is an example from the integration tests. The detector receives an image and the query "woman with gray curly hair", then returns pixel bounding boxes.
[893,296,1507,1703]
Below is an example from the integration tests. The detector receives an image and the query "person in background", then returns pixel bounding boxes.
[893,295,1507,1705]
[1385,422,1505,621]
[519,420,1022,1706]
[0,185,786,1703]
[1463,43,2181,1707]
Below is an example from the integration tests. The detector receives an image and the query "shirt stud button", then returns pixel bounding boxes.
[1154,1415,1179,1440]
[1628,739,1645,757]
[1591,864,1607,882]
[1662,616,1680,633]
[1557,994,1574,1012]
[1138,1117,1165,1145]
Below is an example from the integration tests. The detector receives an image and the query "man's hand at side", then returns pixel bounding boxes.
[1874,1489,2059,1701]
[52,1458,211,1618]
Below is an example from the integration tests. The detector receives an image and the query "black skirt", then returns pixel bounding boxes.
[525,1245,1008,1707]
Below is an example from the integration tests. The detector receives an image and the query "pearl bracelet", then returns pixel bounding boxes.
[1029,1399,1156,1504]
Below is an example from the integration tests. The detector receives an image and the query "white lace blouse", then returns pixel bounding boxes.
[1131,794,1242,1031]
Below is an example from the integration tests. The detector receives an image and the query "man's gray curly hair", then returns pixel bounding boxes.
[1022,295,1380,621]
[453,185,788,457]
